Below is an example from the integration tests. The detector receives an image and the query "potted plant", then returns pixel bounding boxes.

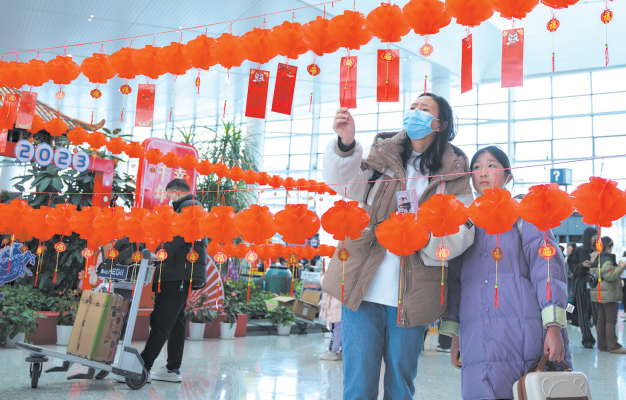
[55,290,80,346]
[266,306,297,336]
[185,295,217,341]
[221,290,245,340]
[0,301,43,347]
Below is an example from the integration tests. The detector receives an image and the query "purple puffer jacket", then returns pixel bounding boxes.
[444,221,572,400]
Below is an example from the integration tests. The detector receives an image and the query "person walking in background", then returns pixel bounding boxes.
[590,237,626,354]
[566,242,578,299]
[622,251,626,320]
[568,227,599,348]
[319,274,342,361]
[440,146,571,400]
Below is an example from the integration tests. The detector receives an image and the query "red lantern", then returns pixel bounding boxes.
[401,0,452,36]
[133,45,167,80]
[416,194,469,237]
[283,177,297,191]
[214,33,247,70]
[45,117,68,137]
[184,34,218,70]
[243,170,259,185]
[1,199,33,242]
[80,53,117,84]
[196,160,214,176]
[144,148,163,165]
[118,207,151,244]
[26,206,55,242]
[541,0,578,7]
[0,61,27,89]
[234,243,249,259]
[157,42,192,76]
[110,47,138,80]
[445,0,495,27]
[228,166,245,183]
[271,21,309,60]
[45,204,78,237]
[489,0,539,20]
[241,28,280,65]
[178,154,198,171]
[70,206,105,248]
[365,2,410,43]
[375,212,429,256]
[200,205,239,245]
[468,188,520,235]
[19,59,49,87]
[125,141,144,158]
[93,206,126,244]
[317,244,336,258]
[268,175,284,189]
[518,184,574,231]
[571,177,626,228]
[67,127,88,146]
[301,16,340,56]
[274,204,321,245]
[256,172,270,186]
[172,205,208,243]
[44,55,81,85]
[161,152,180,168]
[321,200,370,241]
[212,162,229,179]
[106,137,128,155]
[234,204,277,245]
[87,131,108,150]
[28,114,45,134]
[328,10,373,51]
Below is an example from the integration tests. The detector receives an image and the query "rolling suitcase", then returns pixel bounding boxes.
[513,355,592,400]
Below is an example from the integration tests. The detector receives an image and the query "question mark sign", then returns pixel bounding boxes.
[553,170,560,182]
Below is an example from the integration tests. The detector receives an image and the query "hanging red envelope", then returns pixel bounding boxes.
[0,129,7,153]
[340,56,357,109]
[245,69,270,119]
[377,50,399,102]
[15,91,38,130]
[461,35,473,94]
[272,63,297,115]
[135,83,156,127]
[501,28,524,88]
[0,92,20,131]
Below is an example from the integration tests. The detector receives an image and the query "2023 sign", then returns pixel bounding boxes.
[14,139,90,172]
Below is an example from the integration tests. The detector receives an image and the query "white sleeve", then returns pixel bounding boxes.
[322,137,371,202]
[420,192,476,267]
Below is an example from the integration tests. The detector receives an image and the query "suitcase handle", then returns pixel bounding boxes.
[535,354,572,372]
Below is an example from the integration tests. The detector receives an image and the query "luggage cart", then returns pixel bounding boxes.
[16,249,154,390]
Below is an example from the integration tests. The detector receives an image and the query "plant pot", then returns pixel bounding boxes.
[277,322,292,336]
[5,333,26,348]
[56,325,73,346]
[220,322,237,340]
[188,322,206,341]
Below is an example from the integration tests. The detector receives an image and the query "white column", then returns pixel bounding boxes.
[431,78,451,101]
[245,117,265,171]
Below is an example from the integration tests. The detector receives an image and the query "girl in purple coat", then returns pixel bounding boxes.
[440,146,571,400]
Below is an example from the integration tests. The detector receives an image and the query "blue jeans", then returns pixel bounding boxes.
[342,301,429,400]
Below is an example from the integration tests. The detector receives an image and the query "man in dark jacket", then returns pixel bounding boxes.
[137,179,208,383]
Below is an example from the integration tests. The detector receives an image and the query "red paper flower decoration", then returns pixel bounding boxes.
[19,59,49,87]
[93,206,126,244]
[283,177,297,191]
[110,47,138,80]
[161,152,180,168]
[268,175,284,189]
[489,0,539,20]
[144,148,163,165]
[375,212,429,256]
[158,42,192,76]
[125,142,145,158]
[172,205,208,243]
[0,61,27,89]
[243,170,259,185]
[301,16,340,57]
[234,204,277,245]
[275,204,321,245]
[196,160,214,175]
[416,194,469,237]
[241,28,280,65]
[304,246,318,260]
[328,10,373,50]
[200,205,239,245]
[44,55,81,85]
[87,131,108,150]
[67,127,88,145]
[45,204,78,237]
[295,246,308,260]
[28,114,45,134]
[296,179,310,191]
[178,155,198,171]
[118,208,151,244]
[0,199,33,242]
[468,188,520,235]
[256,244,272,261]
[184,34,218,70]
[70,206,104,248]
[214,33,247,70]
[228,166,245,182]
[45,117,68,137]
[570,177,626,228]
[366,2,410,42]
[26,206,55,241]
[133,45,167,80]
[321,200,370,241]
[212,162,229,178]
[80,53,117,84]
[234,243,249,259]
[445,0,495,27]
[256,172,270,186]
[402,0,452,36]
[222,243,236,258]
[106,137,127,155]
[317,244,336,258]
[142,205,177,245]
[271,21,309,60]
[207,241,221,258]
[518,184,574,231]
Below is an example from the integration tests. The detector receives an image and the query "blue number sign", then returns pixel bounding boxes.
[14,139,34,162]
[34,143,53,167]
[53,147,73,169]
[72,150,90,173]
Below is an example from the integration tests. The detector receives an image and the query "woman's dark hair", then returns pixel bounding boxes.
[581,227,598,253]
[622,251,626,258]
[469,145,513,184]
[401,92,457,175]
[601,236,613,253]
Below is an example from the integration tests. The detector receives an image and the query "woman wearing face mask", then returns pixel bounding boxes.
[322,93,475,399]
[440,146,571,400]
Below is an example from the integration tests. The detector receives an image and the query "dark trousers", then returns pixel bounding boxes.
[596,302,621,351]
[438,332,452,349]
[140,280,189,371]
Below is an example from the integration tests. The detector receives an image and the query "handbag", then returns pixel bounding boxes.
[513,355,592,400]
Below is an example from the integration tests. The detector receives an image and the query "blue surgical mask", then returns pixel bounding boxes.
[402,108,440,140]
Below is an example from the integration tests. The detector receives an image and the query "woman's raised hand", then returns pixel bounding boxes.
[333,107,356,146]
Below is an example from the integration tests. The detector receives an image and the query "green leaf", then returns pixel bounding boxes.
[52,177,63,191]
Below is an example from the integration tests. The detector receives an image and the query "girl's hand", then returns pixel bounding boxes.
[451,334,461,367]
[333,107,356,146]
[544,326,564,362]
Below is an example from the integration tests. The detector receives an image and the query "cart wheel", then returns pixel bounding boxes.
[30,363,41,388]
[125,367,148,390]
[94,370,109,379]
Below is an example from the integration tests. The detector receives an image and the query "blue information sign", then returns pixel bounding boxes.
[550,168,572,185]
